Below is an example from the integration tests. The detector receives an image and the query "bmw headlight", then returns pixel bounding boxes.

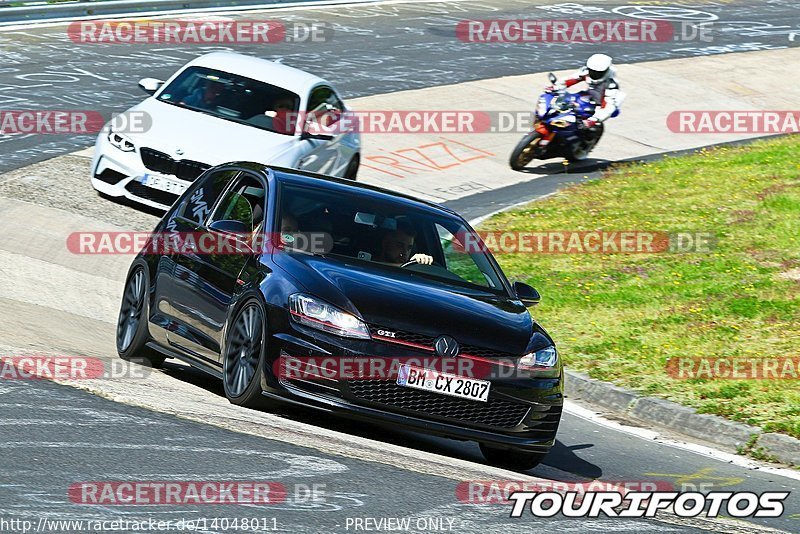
[519,345,558,368]
[108,129,135,152]
[289,294,370,339]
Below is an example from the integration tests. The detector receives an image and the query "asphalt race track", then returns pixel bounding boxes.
[1,1,799,532]
[0,0,799,171]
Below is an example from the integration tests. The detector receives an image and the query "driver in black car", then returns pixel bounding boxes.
[375,223,433,266]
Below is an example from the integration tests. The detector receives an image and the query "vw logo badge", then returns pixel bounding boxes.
[434,335,459,358]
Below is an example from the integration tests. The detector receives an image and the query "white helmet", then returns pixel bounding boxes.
[585,54,613,85]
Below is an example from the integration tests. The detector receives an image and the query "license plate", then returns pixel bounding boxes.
[396,364,490,402]
[139,173,187,195]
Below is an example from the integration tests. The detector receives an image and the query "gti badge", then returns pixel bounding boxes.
[376,329,396,338]
[434,335,459,358]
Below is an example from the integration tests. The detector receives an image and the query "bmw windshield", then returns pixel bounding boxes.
[157,66,301,135]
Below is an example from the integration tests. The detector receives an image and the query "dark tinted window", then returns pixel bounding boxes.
[306,86,344,130]
[209,174,267,233]
[157,66,300,135]
[168,170,238,229]
[277,184,506,294]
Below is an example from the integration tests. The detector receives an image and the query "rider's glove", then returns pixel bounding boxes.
[583,118,599,129]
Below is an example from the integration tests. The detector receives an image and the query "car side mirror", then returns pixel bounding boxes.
[209,219,250,236]
[514,282,541,306]
[138,78,164,96]
[548,72,557,84]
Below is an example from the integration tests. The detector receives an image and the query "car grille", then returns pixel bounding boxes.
[94,168,127,184]
[125,180,178,207]
[140,147,210,182]
[524,403,563,435]
[347,380,530,429]
[368,325,520,360]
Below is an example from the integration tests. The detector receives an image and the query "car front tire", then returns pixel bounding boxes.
[222,298,269,408]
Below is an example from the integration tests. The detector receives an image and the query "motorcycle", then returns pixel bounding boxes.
[509,73,608,171]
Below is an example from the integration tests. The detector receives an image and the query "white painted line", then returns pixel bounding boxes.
[564,400,800,483]
[468,190,559,228]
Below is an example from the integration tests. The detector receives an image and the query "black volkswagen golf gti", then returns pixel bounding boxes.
[117,162,563,469]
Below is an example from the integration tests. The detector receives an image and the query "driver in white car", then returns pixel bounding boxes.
[182,78,225,110]
[375,225,433,266]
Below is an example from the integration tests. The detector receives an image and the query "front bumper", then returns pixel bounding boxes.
[262,321,564,452]
[90,135,192,211]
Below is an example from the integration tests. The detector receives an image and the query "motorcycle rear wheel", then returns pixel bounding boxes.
[568,125,604,161]
[509,132,543,171]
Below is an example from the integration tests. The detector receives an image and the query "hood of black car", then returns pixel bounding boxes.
[275,254,534,355]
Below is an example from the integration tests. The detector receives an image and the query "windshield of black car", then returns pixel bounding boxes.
[276,184,509,295]
[156,66,301,135]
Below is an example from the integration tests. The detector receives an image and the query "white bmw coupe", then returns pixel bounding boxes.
[91,51,360,211]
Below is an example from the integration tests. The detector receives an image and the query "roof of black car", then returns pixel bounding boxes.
[231,162,461,217]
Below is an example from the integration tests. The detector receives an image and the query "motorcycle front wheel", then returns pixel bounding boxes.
[509,131,544,171]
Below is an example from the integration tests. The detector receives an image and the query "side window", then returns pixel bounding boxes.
[306,86,343,128]
[207,174,267,233]
[436,224,497,289]
[167,170,239,230]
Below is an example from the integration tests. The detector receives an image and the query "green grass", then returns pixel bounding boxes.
[481,136,800,439]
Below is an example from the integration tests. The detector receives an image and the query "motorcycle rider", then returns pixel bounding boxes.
[547,54,626,133]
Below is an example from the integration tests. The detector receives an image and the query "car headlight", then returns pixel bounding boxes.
[518,345,558,368]
[108,130,135,152]
[288,294,370,339]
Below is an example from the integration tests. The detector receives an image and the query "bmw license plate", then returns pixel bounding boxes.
[396,364,490,402]
[139,173,187,195]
